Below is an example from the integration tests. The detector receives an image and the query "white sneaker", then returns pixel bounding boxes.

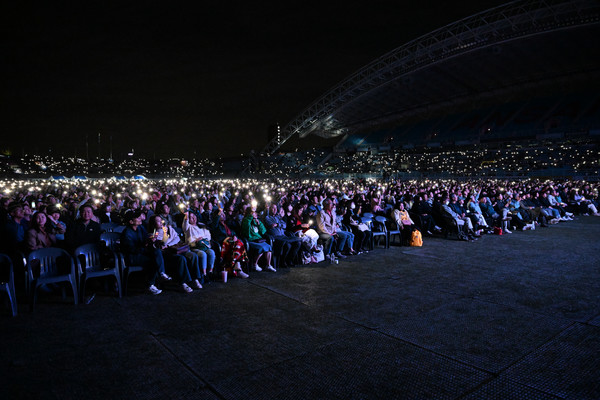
[530,223,535,230]
[266,265,276,272]
[181,283,193,293]
[148,284,162,295]
[236,270,249,279]
[160,273,172,281]
[503,229,512,234]
[254,265,262,272]
[566,212,574,217]
[192,279,203,289]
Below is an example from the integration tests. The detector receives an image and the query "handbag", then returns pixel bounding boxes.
[167,243,190,255]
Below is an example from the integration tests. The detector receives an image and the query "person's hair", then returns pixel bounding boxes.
[147,215,162,231]
[80,204,94,212]
[30,211,47,231]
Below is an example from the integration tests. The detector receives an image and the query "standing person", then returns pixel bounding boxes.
[120,210,171,295]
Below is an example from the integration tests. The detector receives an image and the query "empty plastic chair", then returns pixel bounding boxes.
[100,222,119,233]
[99,232,140,295]
[74,243,122,302]
[100,232,121,252]
[117,252,145,296]
[387,219,403,247]
[371,216,389,249]
[27,247,78,310]
[112,225,126,233]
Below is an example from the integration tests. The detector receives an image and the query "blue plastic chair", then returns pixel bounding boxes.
[387,219,403,247]
[74,243,122,302]
[27,247,78,310]
[100,232,121,251]
[0,254,18,316]
[116,252,145,296]
[100,222,119,233]
[371,216,389,249]
[112,225,126,234]
[100,232,142,296]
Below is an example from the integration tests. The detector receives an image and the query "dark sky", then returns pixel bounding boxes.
[1,1,507,160]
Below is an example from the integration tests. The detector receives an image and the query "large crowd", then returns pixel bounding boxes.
[3,137,599,180]
[1,177,599,300]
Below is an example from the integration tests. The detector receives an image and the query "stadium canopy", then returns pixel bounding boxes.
[133,175,146,180]
[50,176,67,180]
[71,176,87,180]
[265,0,600,156]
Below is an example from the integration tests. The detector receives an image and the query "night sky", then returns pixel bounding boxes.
[1,1,507,160]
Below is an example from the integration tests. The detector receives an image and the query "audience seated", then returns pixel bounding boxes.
[0,174,597,302]
[148,215,202,293]
[240,207,275,272]
[25,211,56,252]
[65,204,102,251]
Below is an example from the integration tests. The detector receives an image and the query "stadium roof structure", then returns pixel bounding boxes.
[266,0,600,156]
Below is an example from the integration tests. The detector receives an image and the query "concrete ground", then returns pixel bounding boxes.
[1,217,599,399]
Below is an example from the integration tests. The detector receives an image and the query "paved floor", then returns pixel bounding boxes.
[1,217,599,399]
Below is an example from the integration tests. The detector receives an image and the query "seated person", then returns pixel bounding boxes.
[148,215,202,293]
[98,202,121,224]
[240,207,275,272]
[182,211,229,279]
[46,205,67,244]
[440,195,477,241]
[26,211,56,252]
[1,202,27,254]
[65,204,102,251]
[332,204,356,256]
[120,210,171,295]
[156,203,177,229]
[221,233,249,277]
[341,202,370,253]
[411,194,440,236]
[264,204,302,267]
[285,202,321,263]
[392,202,417,244]
[316,198,352,260]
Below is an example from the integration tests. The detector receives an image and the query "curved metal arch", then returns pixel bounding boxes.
[262,0,600,156]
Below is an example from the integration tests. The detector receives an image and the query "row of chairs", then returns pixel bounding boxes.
[1,239,124,314]
[1,214,406,315]
[358,213,403,249]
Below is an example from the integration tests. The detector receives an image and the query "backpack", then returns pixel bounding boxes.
[409,229,423,247]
